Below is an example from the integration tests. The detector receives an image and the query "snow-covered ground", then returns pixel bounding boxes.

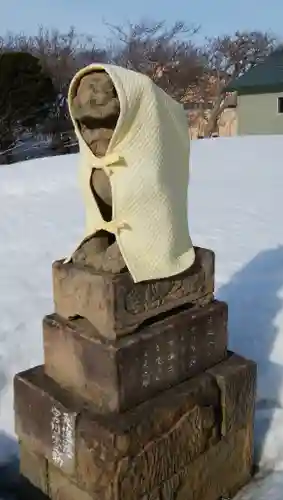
[1,135,283,497]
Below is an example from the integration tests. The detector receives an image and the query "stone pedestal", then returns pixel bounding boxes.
[43,300,227,413]
[13,247,257,500]
[52,247,214,339]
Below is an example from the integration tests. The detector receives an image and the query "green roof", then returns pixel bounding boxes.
[226,49,283,95]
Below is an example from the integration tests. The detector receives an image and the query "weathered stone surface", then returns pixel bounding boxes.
[77,403,219,498]
[43,300,227,413]
[146,495,161,500]
[14,368,78,476]
[49,465,93,500]
[52,246,214,339]
[166,424,253,500]
[114,406,219,498]
[18,425,252,500]
[19,441,48,494]
[208,351,257,436]
[18,439,96,500]
[14,364,219,499]
[15,352,255,500]
[141,494,161,500]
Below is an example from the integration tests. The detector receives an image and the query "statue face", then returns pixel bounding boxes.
[72,71,120,156]
[72,71,120,122]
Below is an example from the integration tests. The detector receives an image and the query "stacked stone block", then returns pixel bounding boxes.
[14,247,256,499]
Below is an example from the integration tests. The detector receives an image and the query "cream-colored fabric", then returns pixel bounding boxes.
[67,63,195,282]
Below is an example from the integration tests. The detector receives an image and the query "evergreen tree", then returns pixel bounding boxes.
[0,51,56,161]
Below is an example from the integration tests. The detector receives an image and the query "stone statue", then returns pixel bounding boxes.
[69,69,126,273]
[67,64,195,283]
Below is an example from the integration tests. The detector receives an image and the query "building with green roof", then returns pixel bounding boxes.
[227,49,283,135]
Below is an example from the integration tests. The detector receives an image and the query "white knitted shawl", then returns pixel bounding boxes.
[67,63,195,283]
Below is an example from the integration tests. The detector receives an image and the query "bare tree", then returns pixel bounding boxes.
[30,27,108,150]
[202,30,278,137]
[107,20,204,101]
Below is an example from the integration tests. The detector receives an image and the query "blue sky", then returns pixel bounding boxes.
[0,0,282,46]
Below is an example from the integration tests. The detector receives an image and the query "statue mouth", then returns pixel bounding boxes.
[79,113,119,130]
